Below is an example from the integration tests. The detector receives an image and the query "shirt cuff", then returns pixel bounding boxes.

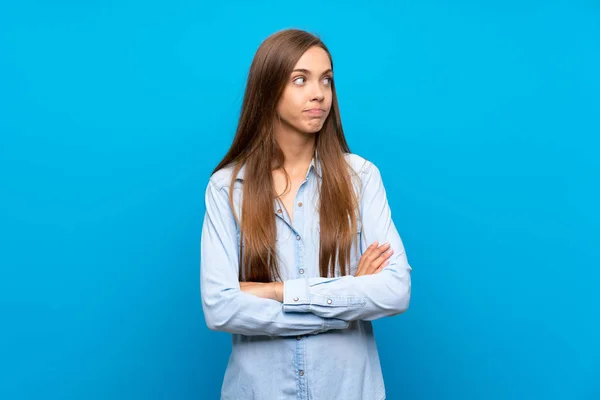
[322,318,350,331]
[282,278,311,312]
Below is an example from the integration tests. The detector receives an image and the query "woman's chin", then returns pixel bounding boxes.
[301,122,325,134]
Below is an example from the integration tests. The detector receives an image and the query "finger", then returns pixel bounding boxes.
[375,260,390,273]
[378,248,394,264]
[357,241,391,275]
[365,241,379,255]
[376,242,391,251]
[356,246,381,276]
[373,242,391,262]
[362,241,385,264]
[382,247,394,260]
[369,248,394,273]
[355,241,379,273]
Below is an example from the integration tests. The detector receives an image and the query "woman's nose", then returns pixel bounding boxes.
[310,82,324,101]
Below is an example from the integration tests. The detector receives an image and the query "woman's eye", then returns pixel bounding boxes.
[323,76,332,85]
[293,77,306,85]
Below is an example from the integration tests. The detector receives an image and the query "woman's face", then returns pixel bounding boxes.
[275,46,333,134]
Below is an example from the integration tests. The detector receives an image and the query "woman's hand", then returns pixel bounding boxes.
[354,241,394,277]
[240,281,283,302]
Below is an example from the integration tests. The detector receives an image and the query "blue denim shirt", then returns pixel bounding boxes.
[200,152,412,400]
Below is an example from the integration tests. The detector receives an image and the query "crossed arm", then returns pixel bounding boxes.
[200,161,412,336]
[238,239,394,302]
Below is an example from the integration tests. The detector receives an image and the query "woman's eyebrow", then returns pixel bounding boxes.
[292,68,333,75]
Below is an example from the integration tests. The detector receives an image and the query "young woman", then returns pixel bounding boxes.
[200,28,412,400]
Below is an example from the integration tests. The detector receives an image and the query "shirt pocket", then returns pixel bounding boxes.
[235,214,293,247]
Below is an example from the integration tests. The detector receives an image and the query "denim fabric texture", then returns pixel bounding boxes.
[200,152,412,400]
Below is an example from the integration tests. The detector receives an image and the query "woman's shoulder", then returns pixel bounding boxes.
[344,152,375,176]
[208,162,242,190]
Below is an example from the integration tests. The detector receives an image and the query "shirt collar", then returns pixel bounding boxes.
[234,149,322,182]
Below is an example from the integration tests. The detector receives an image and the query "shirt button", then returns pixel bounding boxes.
[296,336,302,340]
[296,235,301,240]
[293,297,299,302]
[299,370,304,376]
[299,268,304,274]
[298,202,303,207]
[277,209,282,213]
[327,299,333,305]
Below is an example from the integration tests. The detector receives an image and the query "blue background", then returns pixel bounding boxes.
[1,1,599,399]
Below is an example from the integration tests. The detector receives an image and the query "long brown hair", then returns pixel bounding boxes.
[212,29,361,282]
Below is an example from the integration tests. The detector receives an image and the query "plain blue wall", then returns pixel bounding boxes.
[1,1,598,399]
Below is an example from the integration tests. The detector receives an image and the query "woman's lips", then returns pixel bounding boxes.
[304,109,325,116]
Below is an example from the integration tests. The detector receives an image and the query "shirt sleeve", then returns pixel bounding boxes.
[281,160,412,322]
[200,178,350,336]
